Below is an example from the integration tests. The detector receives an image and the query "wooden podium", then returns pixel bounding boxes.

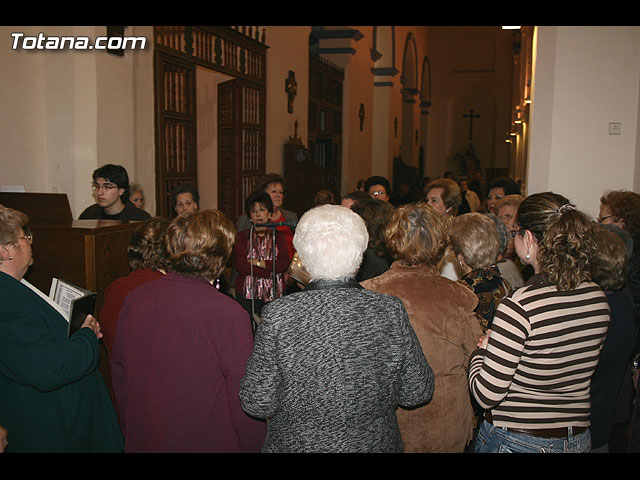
[0,192,139,310]
[0,192,141,399]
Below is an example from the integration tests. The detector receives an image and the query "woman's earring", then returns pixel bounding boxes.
[525,248,530,260]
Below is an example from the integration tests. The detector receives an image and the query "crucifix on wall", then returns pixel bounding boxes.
[285,70,297,114]
[463,108,480,140]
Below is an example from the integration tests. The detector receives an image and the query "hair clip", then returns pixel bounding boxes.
[557,204,576,214]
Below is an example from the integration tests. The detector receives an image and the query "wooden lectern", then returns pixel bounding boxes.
[0,192,141,398]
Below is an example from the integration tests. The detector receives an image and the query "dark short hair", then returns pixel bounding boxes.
[341,190,371,205]
[245,191,273,217]
[364,176,391,196]
[591,226,628,291]
[172,183,200,206]
[128,217,170,270]
[488,176,520,197]
[92,164,131,202]
[351,198,395,257]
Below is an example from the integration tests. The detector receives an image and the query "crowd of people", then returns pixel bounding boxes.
[1,165,640,454]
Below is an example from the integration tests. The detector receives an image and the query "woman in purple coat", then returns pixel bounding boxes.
[111,209,266,452]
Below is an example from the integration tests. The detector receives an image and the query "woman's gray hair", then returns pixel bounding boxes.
[483,213,508,253]
[293,205,369,281]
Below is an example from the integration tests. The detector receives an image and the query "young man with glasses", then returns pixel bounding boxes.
[79,164,151,221]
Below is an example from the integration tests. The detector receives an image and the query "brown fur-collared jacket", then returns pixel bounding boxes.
[362,261,483,453]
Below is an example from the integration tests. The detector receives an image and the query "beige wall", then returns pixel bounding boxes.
[426,26,514,181]
[264,26,310,175]
[4,25,639,222]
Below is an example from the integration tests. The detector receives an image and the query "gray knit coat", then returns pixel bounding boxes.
[239,280,434,452]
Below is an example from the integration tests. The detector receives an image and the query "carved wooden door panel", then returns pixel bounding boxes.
[154,51,198,217]
[217,78,265,222]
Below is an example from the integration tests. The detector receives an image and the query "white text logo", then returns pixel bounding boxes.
[11,32,147,51]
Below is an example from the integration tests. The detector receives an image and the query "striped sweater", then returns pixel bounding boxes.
[468,274,610,429]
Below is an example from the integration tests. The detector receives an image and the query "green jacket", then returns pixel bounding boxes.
[0,272,123,452]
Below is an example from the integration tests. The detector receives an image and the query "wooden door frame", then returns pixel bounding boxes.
[153,26,268,219]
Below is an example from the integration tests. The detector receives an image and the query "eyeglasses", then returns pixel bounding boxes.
[597,214,615,223]
[371,191,387,197]
[91,182,118,191]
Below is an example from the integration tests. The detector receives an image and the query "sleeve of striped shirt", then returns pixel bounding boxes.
[468,295,531,410]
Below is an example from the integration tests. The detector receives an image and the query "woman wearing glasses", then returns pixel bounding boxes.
[0,204,123,452]
[469,192,610,453]
[79,164,151,221]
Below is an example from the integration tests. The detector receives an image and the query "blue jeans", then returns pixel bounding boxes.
[474,420,591,453]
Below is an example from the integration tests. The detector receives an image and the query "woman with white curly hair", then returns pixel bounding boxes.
[240,204,434,452]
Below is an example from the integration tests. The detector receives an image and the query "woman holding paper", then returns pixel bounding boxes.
[0,204,123,453]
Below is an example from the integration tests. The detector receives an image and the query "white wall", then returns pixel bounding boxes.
[0,26,154,217]
[528,26,640,217]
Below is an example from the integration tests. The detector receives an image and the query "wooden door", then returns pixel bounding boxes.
[217,78,265,222]
[154,51,198,217]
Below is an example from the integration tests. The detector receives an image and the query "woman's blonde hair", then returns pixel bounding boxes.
[449,213,500,269]
[384,202,448,266]
[165,209,236,281]
[0,204,29,246]
[517,192,597,290]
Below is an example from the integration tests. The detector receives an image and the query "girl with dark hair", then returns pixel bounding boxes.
[469,192,610,453]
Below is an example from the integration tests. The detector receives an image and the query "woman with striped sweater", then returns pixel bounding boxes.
[469,192,610,453]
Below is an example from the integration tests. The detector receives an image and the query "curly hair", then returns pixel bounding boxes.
[425,178,462,215]
[600,190,640,238]
[293,205,369,281]
[384,202,448,266]
[591,226,628,291]
[0,204,29,246]
[350,198,395,258]
[245,191,273,217]
[165,209,236,281]
[449,213,501,269]
[517,192,597,291]
[127,217,170,270]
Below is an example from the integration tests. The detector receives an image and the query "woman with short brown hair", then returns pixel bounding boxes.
[111,209,265,452]
[362,202,483,452]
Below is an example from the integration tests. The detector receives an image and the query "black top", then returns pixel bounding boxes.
[78,201,151,221]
